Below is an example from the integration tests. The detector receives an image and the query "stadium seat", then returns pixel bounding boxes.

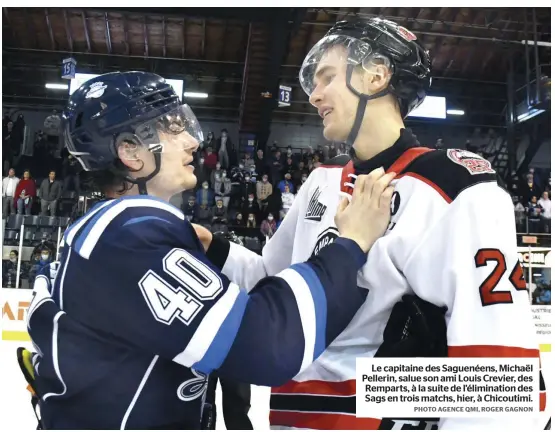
[23,215,40,227]
[23,229,35,246]
[58,217,71,228]
[6,214,24,230]
[4,230,18,245]
[38,216,58,227]
[37,228,53,241]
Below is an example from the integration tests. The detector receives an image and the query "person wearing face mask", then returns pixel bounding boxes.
[211,197,228,224]
[260,213,277,240]
[243,152,255,171]
[195,181,215,208]
[214,170,232,208]
[231,163,246,184]
[292,161,308,190]
[210,162,224,188]
[28,247,53,285]
[2,249,20,288]
[202,131,215,151]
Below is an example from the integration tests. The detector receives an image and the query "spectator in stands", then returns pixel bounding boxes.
[2,167,19,218]
[239,173,256,205]
[231,163,245,184]
[2,249,20,288]
[28,247,53,285]
[62,153,82,196]
[242,193,260,222]
[216,129,236,170]
[203,146,218,171]
[322,145,330,161]
[194,156,210,190]
[282,156,296,176]
[234,212,245,227]
[214,170,232,208]
[313,154,322,169]
[39,170,62,216]
[248,165,259,183]
[14,169,36,215]
[260,213,277,239]
[328,143,338,159]
[246,213,257,228]
[202,131,215,153]
[256,174,272,213]
[269,150,283,184]
[278,172,295,194]
[528,167,543,191]
[211,198,228,224]
[196,181,215,208]
[538,191,551,233]
[280,184,295,219]
[243,152,255,171]
[254,149,266,176]
[183,196,197,222]
[211,163,225,188]
[513,196,526,233]
[526,196,542,233]
[522,172,542,202]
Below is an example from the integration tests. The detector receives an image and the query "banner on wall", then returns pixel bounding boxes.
[1,289,32,341]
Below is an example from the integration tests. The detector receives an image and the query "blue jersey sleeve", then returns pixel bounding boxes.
[58,196,367,387]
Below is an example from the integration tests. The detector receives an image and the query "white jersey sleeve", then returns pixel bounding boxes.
[403,181,546,429]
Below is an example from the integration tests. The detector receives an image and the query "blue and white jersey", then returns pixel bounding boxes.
[27,195,367,429]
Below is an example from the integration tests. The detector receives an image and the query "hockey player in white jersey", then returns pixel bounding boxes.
[196,18,547,430]
[22,71,397,429]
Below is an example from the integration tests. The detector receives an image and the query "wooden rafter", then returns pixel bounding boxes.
[82,10,91,52]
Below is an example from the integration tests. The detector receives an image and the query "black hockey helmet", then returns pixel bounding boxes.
[299,18,432,146]
[62,71,203,194]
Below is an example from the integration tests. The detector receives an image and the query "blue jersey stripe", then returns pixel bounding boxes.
[290,263,327,359]
[192,289,249,374]
[123,216,173,227]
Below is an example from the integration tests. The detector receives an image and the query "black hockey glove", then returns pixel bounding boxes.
[375,294,448,358]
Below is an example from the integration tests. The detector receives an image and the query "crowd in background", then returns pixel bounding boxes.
[1,115,551,303]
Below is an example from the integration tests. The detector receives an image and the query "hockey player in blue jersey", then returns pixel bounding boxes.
[24,71,396,429]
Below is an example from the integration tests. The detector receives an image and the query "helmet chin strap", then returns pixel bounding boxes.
[125,152,162,195]
[344,64,390,148]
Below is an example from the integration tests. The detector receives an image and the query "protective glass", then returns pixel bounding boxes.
[299,35,374,96]
[132,104,204,154]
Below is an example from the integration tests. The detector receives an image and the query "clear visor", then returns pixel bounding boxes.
[299,35,374,96]
[131,104,204,154]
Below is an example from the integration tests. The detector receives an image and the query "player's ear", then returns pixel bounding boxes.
[363,58,391,94]
[116,139,144,171]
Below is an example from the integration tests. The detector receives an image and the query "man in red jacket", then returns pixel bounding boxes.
[14,169,36,215]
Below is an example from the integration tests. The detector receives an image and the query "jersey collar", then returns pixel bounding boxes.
[349,128,421,174]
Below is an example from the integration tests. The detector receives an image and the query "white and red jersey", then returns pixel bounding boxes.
[207,129,547,430]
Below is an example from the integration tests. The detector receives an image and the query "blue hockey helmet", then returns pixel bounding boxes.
[62,71,203,193]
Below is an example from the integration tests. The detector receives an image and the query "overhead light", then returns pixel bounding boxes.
[517,108,545,122]
[446,109,465,116]
[521,40,551,47]
[183,92,208,98]
[45,83,69,90]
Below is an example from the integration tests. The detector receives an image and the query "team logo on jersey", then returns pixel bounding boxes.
[177,370,208,402]
[305,187,327,222]
[311,227,339,257]
[446,149,495,175]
